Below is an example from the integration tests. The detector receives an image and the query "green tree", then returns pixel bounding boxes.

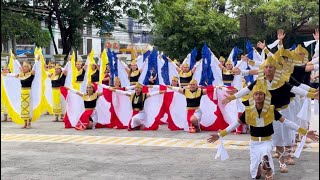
[32,0,154,61]
[229,0,319,47]
[152,0,239,60]
[1,0,51,53]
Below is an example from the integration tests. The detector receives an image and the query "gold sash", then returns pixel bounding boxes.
[245,105,275,127]
[21,88,31,120]
[52,88,62,115]
[179,70,192,78]
[184,89,202,99]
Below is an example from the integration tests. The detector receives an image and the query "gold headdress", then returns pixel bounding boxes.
[225,59,233,65]
[246,80,273,127]
[135,82,142,88]
[47,61,54,68]
[86,81,94,88]
[261,56,278,69]
[172,76,178,82]
[219,56,225,62]
[76,61,83,66]
[189,79,197,84]
[252,80,268,95]
[182,63,189,68]
[55,64,62,69]
[294,44,309,57]
[131,60,137,65]
[114,76,120,83]
[23,61,32,69]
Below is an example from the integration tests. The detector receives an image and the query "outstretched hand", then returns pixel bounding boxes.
[277,29,286,40]
[207,133,220,143]
[306,130,319,142]
[222,95,232,105]
[257,41,266,50]
[226,88,238,95]
[232,68,241,75]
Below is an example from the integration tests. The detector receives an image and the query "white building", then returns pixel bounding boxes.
[4,17,152,62]
[42,22,102,61]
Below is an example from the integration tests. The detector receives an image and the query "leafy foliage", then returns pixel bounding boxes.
[152,0,319,59]
[1,0,51,51]
[32,0,154,59]
[152,0,239,61]
[229,0,319,46]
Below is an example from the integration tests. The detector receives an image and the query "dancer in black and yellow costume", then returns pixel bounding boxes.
[221,59,237,86]
[208,81,318,180]
[5,61,35,128]
[66,83,103,130]
[175,63,199,87]
[75,61,85,91]
[90,63,100,83]
[123,60,143,85]
[223,56,319,173]
[169,79,208,133]
[1,65,11,122]
[114,82,165,130]
[50,64,67,121]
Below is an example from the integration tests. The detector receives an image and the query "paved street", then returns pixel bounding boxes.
[1,104,319,180]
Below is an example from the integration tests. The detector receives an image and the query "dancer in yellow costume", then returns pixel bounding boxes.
[74,61,85,91]
[5,61,35,128]
[1,65,11,122]
[50,64,67,121]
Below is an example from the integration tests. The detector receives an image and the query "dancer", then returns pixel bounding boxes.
[169,79,208,133]
[75,61,85,91]
[207,81,318,180]
[1,65,11,122]
[102,64,110,86]
[222,56,319,172]
[66,83,103,130]
[49,64,67,121]
[4,61,36,128]
[114,82,165,130]
[123,60,143,85]
[175,63,198,87]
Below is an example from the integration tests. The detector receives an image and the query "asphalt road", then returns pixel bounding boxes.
[1,103,319,180]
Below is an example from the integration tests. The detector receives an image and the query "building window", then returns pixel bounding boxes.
[45,47,50,55]
[58,39,62,49]
[79,28,83,36]
[87,25,92,35]
[78,39,83,55]
[87,39,92,55]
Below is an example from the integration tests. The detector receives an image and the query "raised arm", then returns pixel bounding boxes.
[170,60,181,73]
[120,60,130,74]
[191,61,201,73]
[257,40,273,57]
[65,87,84,97]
